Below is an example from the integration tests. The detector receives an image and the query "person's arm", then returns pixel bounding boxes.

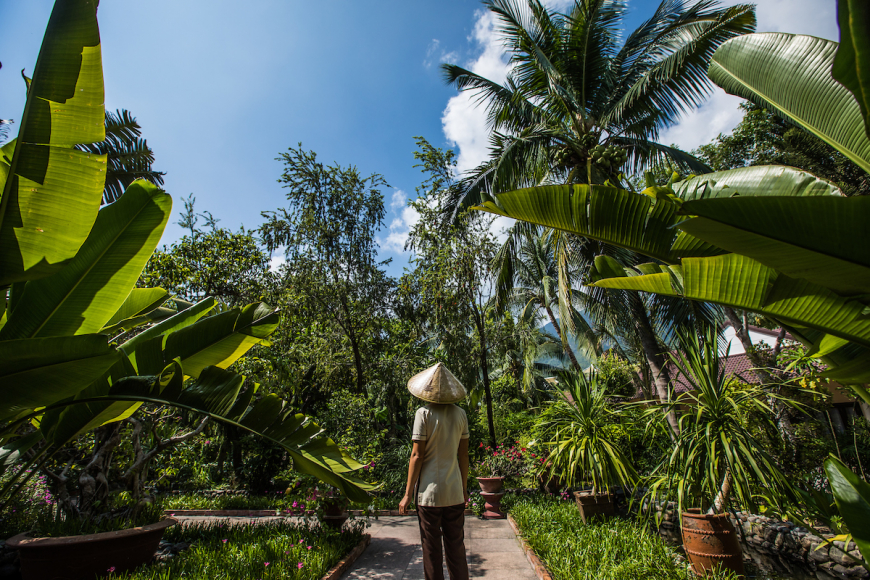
[399,440,426,515]
[458,437,470,503]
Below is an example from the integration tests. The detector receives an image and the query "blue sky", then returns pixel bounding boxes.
[0,1,837,278]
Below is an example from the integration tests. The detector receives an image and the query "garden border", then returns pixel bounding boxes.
[507,514,554,580]
[319,533,371,580]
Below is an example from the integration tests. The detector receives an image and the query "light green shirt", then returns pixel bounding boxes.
[412,404,469,507]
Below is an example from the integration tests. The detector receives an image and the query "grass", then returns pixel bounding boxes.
[111,519,366,580]
[509,495,739,580]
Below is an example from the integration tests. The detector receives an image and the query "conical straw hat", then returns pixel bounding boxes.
[407,363,466,404]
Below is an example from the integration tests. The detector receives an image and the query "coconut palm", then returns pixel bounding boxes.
[441,0,755,215]
[76,109,165,204]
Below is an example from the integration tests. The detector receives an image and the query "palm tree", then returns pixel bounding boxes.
[493,225,597,370]
[441,0,755,213]
[76,109,165,204]
[443,0,748,435]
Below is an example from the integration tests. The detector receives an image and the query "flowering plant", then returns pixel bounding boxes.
[475,444,529,479]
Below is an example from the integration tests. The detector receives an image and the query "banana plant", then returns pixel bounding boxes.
[0,0,372,504]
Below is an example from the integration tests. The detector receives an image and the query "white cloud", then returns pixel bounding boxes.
[424,38,460,69]
[269,247,286,272]
[442,0,841,166]
[390,188,407,210]
[381,204,421,254]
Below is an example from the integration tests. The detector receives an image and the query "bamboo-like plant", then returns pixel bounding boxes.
[643,327,799,516]
[534,370,638,494]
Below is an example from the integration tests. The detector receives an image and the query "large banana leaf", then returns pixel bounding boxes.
[672,166,843,201]
[678,196,870,296]
[0,334,120,421]
[590,255,870,352]
[0,0,107,286]
[128,302,279,378]
[18,362,373,502]
[477,168,839,264]
[709,32,870,173]
[824,456,870,566]
[0,180,171,339]
[119,297,216,370]
[834,0,870,139]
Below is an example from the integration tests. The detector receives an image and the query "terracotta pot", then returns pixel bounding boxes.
[681,509,745,577]
[321,513,349,530]
[480,491,506,519]
[572,491,615,524]
[477,476,505,494]
[7,517,176,580]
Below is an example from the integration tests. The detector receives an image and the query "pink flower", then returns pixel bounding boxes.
[107,567,116,573]
[307,546,312,550]
[297,563,304,569]
[264,562,270,567]
[222,539,228,543]
[299,539,304,544]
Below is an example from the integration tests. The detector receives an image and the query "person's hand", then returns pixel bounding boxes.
[398,494,412,515]
[464,490,470,505]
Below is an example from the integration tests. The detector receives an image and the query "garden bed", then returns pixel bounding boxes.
[107,518,368,579]
[508,495,738,580]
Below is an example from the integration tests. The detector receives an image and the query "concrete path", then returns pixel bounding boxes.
[341,516,537,580]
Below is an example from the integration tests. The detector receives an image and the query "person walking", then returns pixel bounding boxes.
[399,362,470,580]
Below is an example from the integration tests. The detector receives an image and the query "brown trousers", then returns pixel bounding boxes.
[417,504,469,580]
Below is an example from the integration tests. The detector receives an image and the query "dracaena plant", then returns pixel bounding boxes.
[533,370,638,494]
[642,326,801,516]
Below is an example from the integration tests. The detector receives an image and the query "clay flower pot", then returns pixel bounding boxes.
[320,498,349,530]
[572,491,615,524]
[681,509,744,577]
[476,476,505,494]
[7,517,176,580]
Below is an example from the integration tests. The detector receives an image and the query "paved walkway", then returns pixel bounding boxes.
[341,516,537,580]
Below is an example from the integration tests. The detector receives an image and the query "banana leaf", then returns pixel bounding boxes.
[824,456,870,566]
[834,0,870,139]
[100,288,169,333]
[678,195,870,296]
[129,302,279,378]
[0,181,171,339]
[672,166,843,201]
[590,255,870,352]
[0,0,107,285]
[0,334,120,421]
[709,32,870,173]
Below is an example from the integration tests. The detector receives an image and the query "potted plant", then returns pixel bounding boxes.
[533,370,638,523]
[314,487,350,530]
[643,327,800,577]
[475,444,526,518]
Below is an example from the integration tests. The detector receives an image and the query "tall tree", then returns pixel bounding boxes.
[260,145,394,395]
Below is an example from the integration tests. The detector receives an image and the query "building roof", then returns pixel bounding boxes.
[667,353,762,394]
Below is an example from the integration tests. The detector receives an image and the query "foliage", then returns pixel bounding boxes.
[76,109,165,205]
[113,519,366,580]
[259,144,393,394]
[27,502,165,538]
[440,0,755,215]
[824,455,870,568]
[0,1,371,514]
[643,327,799,515]
[595,351,637,398]
[533,371,637,493]
[475,443,529,479]
[695,103,869,196]
[509,495,738,580]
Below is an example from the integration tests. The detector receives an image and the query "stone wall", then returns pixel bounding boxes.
[652,503,867,579]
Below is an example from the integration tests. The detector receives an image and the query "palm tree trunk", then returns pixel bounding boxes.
[629,291,679,438]
[472,304,498,447]
[544,304,583,371]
